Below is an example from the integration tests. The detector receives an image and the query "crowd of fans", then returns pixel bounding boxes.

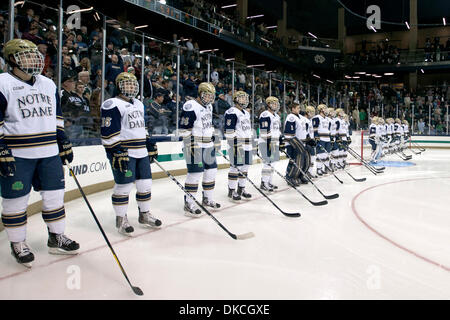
[1,4,449,147]
[350,41,401,66]
[331,82,450,135]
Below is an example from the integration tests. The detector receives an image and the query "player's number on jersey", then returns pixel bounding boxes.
[180,116,190,127]
[101,117,112,128]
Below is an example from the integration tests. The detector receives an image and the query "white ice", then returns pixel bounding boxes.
[1,149,450,300]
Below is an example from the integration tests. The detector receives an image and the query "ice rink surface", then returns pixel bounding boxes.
[0,148,449,300]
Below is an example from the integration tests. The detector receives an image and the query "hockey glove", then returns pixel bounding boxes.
[0,144,15,177]
[306,138,316,147]
[111,146,129,173]
[57,137,74,164]
[146,138,158,164]
[279,136,286,152]
[347,137,352,144]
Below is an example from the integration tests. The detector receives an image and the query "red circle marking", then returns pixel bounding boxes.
[351,176,450,272]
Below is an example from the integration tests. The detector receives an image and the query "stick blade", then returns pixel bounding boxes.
[236,232,255,240]
[355,178,367,182]
[132,286,144,296]
[312,200,328,206]
[324,193,339,200]
[283,212,301,218]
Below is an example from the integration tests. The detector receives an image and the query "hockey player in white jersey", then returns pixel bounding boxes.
[334,108,347,169]
[378,118,388,157]
[402,120,410,150]
[0,39,79,267]
[258,96,282,191]
[393,118,403,152]
[312,104,331,176]
[179,82,221,217]
[304,106,318,178]
[101,72,161,236]
[283,102,313,186]
[328,107,340,171]
[368,116,382,162]
[386,118,394,155]
[224,90,252,201]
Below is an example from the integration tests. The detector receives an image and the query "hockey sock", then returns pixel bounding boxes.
[2,194,30,243]
[136,179,152,213]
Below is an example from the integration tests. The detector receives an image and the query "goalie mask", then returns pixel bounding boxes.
[115,72,139,99]
[198,82,216,106]
[266,96,280,112]
[233,90,249,109]
[4,39,44,76]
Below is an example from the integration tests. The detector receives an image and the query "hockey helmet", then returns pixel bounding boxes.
[402,120,408,125]
[327,107,336,117]
[115,72,139,99]
[335,108,344,117]
[233,90,249,109]
[317,104,328,115]
[306,105,316,117]
[371,116,379,124]
[198,82,216,106]
[3,39,44,76]
[395,118,401,124]
[266,96,280,112]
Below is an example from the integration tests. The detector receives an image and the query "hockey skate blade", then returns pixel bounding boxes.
[48,247,79,255]
[235,232,255,240]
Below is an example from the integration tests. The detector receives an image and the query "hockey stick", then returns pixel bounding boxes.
[344,146,380,175]
[255,153,328,207]
[65,160,143,296]
[393,150,411,161]
[281,150,339,200]
[316,145,344,184]
[219,152,301,217]
[336,141,379,175]
[153,160,255,240]
[327,149,367,182]
[346,145,385,172]
[411,141,426,152]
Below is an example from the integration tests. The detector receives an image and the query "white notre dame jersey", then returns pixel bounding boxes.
[100,97,147,158]
[394,123,403,136]
[387,123,393,135]
[369,123,379,140]
[402,124,409,135]
[306,117,314,140]
[330,117,338,139]
[0,73,62,159]
[336,117,347,141]
[283,113,308,145]
[379,124,387,137]
[179,99,214,148]
[258,110,281,143]
[224,106,252,151]
[312,114,330,142]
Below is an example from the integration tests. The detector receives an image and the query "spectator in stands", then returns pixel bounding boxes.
[105,54,123,96]
[78,71,93,100]
[147,92,171,135]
